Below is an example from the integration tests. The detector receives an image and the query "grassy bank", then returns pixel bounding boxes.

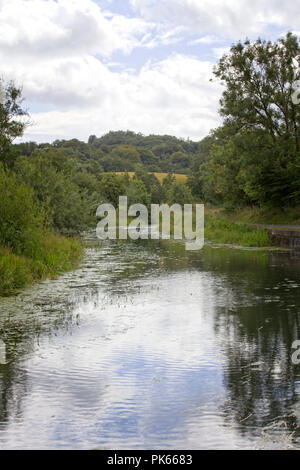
[204,213,271,247]
[0,232,82,296]
[161,206,271,248]
[221,205,300,226]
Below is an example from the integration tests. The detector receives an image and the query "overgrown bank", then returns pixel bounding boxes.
[0,164,82,296]
[0,235,82,296]
[204,204,300,247]
[164,206,271,248]
[204,213,271,247]
[218,205,300,226]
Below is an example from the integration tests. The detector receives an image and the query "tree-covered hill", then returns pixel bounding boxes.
[13,131,201,175]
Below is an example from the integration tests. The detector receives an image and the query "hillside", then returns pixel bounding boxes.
[14,131,203,175]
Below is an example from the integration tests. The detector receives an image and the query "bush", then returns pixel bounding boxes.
[167,181,193,206]
[15,154,94,232]
[0,163,83,295]
[0,163,44,252]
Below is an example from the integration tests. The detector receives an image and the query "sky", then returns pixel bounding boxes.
[0,0,299,143]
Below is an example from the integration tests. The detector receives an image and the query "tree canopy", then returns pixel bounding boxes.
[197,33,300,207]
[0,79,29,167]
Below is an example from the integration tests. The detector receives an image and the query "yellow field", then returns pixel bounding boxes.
[115,172,188,183]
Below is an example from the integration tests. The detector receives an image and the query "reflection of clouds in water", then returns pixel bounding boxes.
[71,271,228,366]
[0,264,246,449]
[1,240,299,449]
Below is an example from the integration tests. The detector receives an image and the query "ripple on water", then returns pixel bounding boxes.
[0,239,300,449]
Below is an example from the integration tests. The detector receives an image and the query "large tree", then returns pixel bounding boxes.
[201,33,300,207]
[0,79,29,166]
[214,32,300,152]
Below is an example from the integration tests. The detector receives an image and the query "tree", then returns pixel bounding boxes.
[171,151,190,170]
[202,33,300,207]
[112,145,141,163]
[0,163,43,252]
[126,178,151,208]
[134,166,165,203]
[167,181,193,206]
[139,148,160,169]
[214,33,300,152]
[0,79,29,167]
[99,173,126,206]
[15,152,95,232]
[162,173,176,192]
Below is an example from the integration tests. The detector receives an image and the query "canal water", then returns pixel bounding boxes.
[0,236,299,449]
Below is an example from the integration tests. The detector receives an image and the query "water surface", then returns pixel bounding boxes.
[0,237,300,449]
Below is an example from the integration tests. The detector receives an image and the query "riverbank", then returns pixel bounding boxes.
[159,206,271,248]
[0,232,83,296]
[204,205,300,248]
[216,205,300,226]
[205,213,271,247]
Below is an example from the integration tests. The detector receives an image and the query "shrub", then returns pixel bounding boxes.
[0,163,44,252]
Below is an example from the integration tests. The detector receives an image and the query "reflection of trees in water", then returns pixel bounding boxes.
[216,306,300,431]
[211,249,300,442]
[103,241,300,444]
[0,308,79,429]
[2,239,300,444]
[0,320,34,424]
[73,242,300,443]
[0,362,27,424]
[97,239,193,296]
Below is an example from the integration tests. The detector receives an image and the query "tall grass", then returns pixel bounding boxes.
[158,208,270,247]
[0,233,82,296]
[205,214,270,247]
[0,248,33,293]
[224,205,300,226]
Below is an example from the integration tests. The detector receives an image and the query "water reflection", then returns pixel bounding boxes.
[0,238,299,449]
[211,249,300,446]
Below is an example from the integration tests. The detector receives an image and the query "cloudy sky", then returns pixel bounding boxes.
[0,0,299,143]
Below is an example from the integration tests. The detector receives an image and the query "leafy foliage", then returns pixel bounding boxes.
[190,33,300,208]
[12,130,197,175]
[0,163,43,252]
[167,181,193,206]
[15,151,96,233]
[0,80,29,167]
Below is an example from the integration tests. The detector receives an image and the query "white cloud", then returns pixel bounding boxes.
[213,47,231,59]
[189,35,221,46]
[0,0,155,59]
[19,54,222,142]
[130,0,300,38]
[0,0,223,142]
[140,26,187,49]
[4,0,297,143]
